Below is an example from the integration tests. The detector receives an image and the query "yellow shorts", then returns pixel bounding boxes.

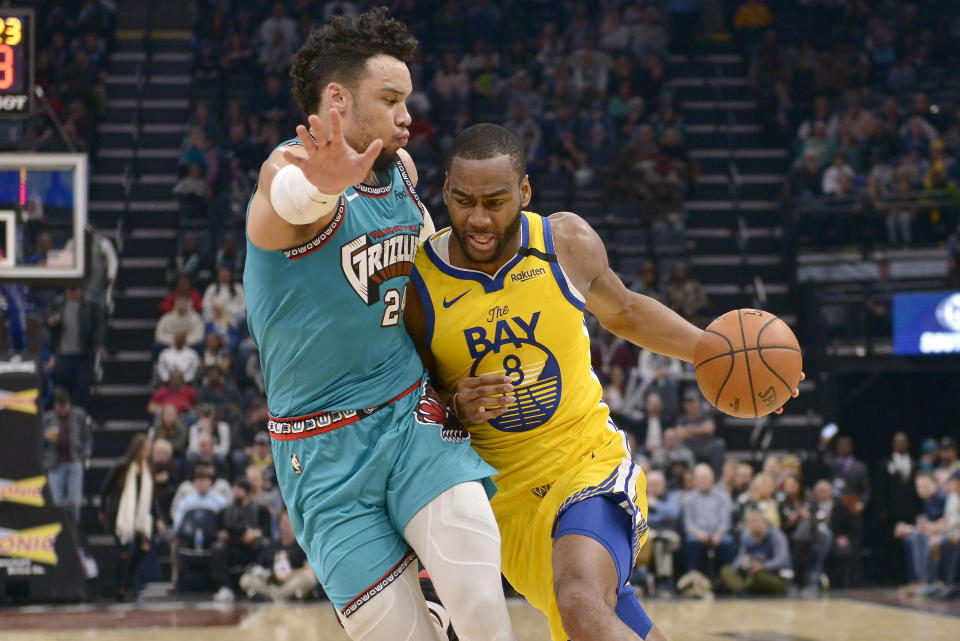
[494,435,649,641]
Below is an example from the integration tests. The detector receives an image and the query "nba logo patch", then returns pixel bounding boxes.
[291,454,302,475]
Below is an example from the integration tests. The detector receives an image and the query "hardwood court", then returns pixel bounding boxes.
[2,597,958,641]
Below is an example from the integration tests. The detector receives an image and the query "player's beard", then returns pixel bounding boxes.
[450,206,523,266]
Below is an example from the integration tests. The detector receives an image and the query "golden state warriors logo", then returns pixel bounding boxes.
[465,310,561,432]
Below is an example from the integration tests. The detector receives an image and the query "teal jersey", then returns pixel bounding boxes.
[244,145,427,417]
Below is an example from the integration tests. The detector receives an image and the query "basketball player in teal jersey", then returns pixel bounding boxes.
[243,9,515,641]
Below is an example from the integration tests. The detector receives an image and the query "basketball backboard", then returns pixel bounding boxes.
[0,153,87,282]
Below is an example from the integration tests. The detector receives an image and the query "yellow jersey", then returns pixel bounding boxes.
[410,211,623,514]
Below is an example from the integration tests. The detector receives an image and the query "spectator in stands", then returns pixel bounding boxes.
[155,294,205,351]
[631,261,663,302]
[215,231,245,278]
[159,273,204,314]
[245,463,281,517]
[187,431,230,480]
[211,477,271,602]
[812,478,857,588]
[790,151,823,201]
[172,461,230,535]
[676,390,725,475]
[187,404,231,462]
[666,262,711,329]
[591,330,636,379]
[259,2,297,58]
[779,474,827,591]
[202,266,246,325]
[201,332,230,373]
[147,369,197,418]
[885,176,916,246]
[919,438,940,473]
[839,96,877,144]
[197,365,242,420]
[152,438,181,525]
[637,391,671,455]
[41,387,93,523]
[173,163,208,225]
[239,507,319,602]
[642,470,682,591]
[651,426,695,472]
[720,507,791,596]
[169,234,209,284]
[99,434,162,601]
[824,435,871,517]
[682,464,737,577]
[822,152,855,196]
[894,471,947,595]
[156,332,202,384]
[148,402,188,457]
[46,284,105,407]
[939,437,960,475]
[939,470,960,596]
[797,96,840,141]
[246,432,275,481]
[744,472,781,529]
[876,432,920,584]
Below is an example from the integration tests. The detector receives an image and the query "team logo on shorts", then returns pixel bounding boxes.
[415,384,469,443]
[415,387,447,426]
[291,454,302,475]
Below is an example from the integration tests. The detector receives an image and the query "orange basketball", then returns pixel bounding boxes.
[693,309,802,419]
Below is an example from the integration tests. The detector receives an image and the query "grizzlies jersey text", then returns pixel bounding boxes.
[245,147,427,418]
[411,212,617,514]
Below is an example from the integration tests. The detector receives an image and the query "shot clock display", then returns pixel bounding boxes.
[0,9,32,118]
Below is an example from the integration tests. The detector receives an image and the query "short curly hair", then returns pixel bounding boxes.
[290,7,418,117]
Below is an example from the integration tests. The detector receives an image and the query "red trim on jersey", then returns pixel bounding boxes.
[267,378,422,441]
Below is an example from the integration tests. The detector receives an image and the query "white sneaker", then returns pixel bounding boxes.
[213,587,235,603]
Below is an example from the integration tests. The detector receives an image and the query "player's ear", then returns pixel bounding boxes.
[519,174,532,208]
[442,173,451,204]
[325,82,348,114]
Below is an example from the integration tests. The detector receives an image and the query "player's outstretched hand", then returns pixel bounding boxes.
[454,375,516,425]
[774,371,805,415]
[281,110,383,195]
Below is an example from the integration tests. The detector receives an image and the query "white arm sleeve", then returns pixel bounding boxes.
[269,164,341,225]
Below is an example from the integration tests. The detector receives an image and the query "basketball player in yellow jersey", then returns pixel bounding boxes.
[406,125,799,641]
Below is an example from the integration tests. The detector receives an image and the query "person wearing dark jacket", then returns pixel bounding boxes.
[99,434,164,600]
[210,477,271,602]
[720,508,792,595]
[876,432,920,584]
[46,284,106,407]
[40,387,93,522]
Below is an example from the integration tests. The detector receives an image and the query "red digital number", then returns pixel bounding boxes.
[0,44,13,90]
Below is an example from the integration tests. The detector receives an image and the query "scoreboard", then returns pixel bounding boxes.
[0,9,32,118]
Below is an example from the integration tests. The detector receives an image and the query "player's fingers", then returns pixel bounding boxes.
[775,407,784,415]
[280,149,307,168]
[463,375,513,389]
[472,395,515,409]
[308,114,327,143]
[799,371,806,381]
[792,387,800,398]
[482,405,513,419]
[328,108,343,143]
[295,124,316,153]
[358,138,384,167]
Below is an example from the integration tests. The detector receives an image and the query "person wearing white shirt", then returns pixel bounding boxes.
[156,333,201,383]
[156,295,205,347]
[822,153,855,195]
[202,266,246,324]
[258,2,297,53]
[187,405,231,459]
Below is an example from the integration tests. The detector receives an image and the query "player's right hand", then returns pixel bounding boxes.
[454,375,516,425]
[281,109,384,195]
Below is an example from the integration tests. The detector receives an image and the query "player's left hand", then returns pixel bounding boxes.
[774,371,805,415]
[454,375,516,425]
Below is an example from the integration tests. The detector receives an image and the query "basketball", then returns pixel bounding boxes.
[694,309,802,419]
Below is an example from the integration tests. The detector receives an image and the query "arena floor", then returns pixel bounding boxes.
[1,595,958,641]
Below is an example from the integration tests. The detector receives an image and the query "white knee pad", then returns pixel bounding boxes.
[337,563,443,641]
[404,482,516,641]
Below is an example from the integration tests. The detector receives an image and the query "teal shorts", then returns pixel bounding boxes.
[269,378,496,617]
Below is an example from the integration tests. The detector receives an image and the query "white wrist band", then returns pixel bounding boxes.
[270,163,341,225]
